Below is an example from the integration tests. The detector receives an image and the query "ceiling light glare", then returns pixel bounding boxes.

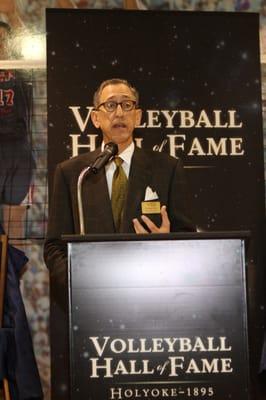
[20,33,46,61]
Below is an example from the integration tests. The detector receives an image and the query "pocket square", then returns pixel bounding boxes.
[144,186,159,201]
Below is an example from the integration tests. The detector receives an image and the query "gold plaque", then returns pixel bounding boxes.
[141,201,161,214]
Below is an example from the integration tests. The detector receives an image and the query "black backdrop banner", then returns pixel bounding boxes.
[47,8,265,398]
[47,9,264,232]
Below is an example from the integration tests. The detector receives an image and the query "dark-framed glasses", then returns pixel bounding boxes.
[97,99,137,113]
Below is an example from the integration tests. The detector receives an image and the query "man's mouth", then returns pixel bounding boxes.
[112,122,127,129]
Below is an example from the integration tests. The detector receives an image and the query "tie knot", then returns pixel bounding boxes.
[114,157,123,167]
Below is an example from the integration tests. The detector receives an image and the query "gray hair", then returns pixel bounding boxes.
[93,78,139,108]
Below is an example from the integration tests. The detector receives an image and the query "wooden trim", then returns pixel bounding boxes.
[3,379,11,400]
[0,235,8,328]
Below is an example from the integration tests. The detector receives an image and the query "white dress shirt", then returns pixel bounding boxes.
[103,142,135,199]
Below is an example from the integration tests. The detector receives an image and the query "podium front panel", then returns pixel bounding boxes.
[68,238,248,400]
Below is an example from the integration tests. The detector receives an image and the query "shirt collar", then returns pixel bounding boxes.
[101,141,135,166]
[118,142,135,166]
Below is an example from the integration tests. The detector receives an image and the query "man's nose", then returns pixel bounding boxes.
[115,103,124,116]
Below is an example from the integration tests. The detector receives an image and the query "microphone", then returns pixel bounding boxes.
[90,142,118,174]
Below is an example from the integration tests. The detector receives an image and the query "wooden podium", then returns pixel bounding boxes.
[59,232,250,400]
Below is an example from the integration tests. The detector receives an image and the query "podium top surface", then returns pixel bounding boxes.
[62,231,251,243]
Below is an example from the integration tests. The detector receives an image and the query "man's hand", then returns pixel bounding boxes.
[133,205,170,234]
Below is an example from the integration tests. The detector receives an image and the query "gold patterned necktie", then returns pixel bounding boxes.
[111,157,128,232]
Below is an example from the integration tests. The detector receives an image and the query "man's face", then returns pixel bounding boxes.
[91,83,142,152]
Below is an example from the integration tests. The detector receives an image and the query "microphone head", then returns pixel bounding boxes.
[90,142,119,174]
[104,142,118,156]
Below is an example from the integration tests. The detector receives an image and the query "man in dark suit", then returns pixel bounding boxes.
[44,78,195,399]
[44,78,194,270]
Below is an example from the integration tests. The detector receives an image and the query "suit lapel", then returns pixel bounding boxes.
[79,147,152,234]
[122,148,152,233]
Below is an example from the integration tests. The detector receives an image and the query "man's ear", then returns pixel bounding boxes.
[135,108,142,127]
[91,110,100,128]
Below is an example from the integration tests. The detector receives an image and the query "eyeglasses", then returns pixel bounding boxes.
[97,100,137,113]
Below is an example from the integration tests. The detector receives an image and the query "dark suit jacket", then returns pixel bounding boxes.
[44,146,194,400]
[44,146,194,272]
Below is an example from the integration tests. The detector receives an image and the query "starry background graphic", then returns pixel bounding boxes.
[47,9,264,232]
[46,9,265,398]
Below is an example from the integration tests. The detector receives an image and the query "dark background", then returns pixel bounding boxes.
[47,10,264,232]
